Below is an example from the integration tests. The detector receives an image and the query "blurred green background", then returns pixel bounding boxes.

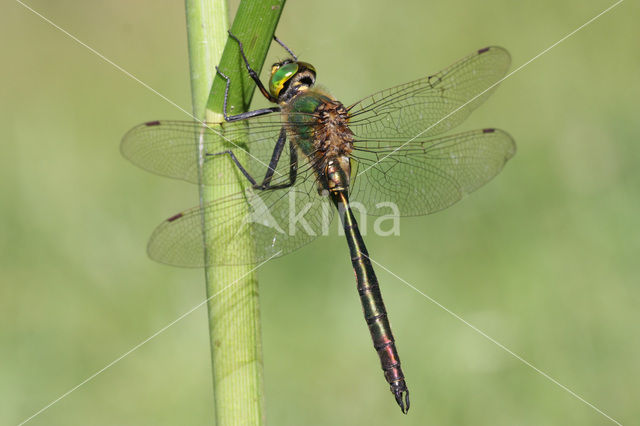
[2,0,638,424]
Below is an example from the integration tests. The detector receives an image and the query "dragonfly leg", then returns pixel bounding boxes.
[207,128,298,190]
[215,66,280,122]
[255,127,297,190]
[226,31,277,103]
[207,150,258,186]
[273,35,297,60]
[252,129,298,190]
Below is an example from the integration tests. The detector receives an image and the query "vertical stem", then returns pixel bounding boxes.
[185,1,285,425]
[185,0,227,121]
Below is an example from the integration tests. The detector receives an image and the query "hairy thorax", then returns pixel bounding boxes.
[312,98,354,159]
[283,89,355,192]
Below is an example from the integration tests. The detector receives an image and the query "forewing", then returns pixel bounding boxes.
[120,115,304,187]
[347,46,511,140]
[349,129,516,216]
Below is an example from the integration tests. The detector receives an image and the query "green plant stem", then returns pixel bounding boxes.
[185,0,227,121]
[185,1,285,425]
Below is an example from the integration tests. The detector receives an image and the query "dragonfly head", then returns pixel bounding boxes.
[269,60,316,103]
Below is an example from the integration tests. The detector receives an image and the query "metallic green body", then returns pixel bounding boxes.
[279,77,409,411]
[285,90,333,157]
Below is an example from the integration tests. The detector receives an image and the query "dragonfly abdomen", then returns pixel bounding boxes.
[331,191,410,414]
[357,257,409,413]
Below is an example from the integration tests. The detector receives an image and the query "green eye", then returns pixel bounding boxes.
[269,62,299,97]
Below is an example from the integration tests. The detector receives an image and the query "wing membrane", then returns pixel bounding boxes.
[121,115,310,186]
[347,46,510,140]
[147,168,334,267]
[349,128,515,216]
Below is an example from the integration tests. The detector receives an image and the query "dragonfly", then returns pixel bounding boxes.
[121,32,515,414]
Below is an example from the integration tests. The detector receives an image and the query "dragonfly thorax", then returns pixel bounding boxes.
[313,98,354,156]
[306,97,355,194]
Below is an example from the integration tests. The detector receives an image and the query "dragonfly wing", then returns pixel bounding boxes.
[120,115,303,187]
[349,128,515,216]
[147,167,334,267]
[347,46,510,140]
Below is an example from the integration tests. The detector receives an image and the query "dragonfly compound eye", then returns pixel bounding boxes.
[269,62,299,98]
